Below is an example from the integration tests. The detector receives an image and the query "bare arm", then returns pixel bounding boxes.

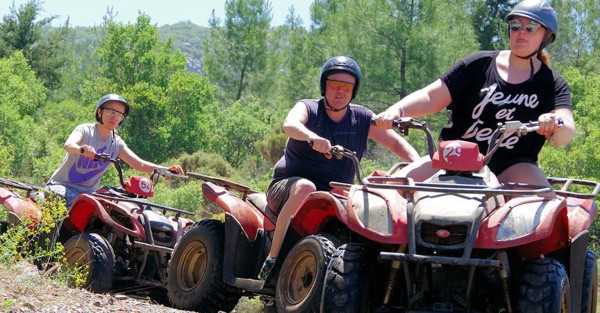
[118,147,183,175]
[63,129,98,158]
[368,126,420,162]
[283,101,331,153]
[376,79,453,128]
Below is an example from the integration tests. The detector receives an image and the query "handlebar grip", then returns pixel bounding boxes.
[93,153,111,162]
[155,167,188,179]
[371,117,400,127]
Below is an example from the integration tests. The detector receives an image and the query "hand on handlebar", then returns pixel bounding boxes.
[80,145,97,158]
[155,165,187,179]
[536,113,560,140]
[307,136,333,158]
[373,111,400,130]
[93,153,111,163]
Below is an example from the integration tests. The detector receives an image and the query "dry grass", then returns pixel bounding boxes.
[0,262,193,313]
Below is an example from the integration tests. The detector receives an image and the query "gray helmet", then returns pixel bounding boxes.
[95,94,130,123]
[505,0,558,45]
[319,56,361,99]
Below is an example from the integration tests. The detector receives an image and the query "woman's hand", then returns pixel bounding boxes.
[536,113,558,140]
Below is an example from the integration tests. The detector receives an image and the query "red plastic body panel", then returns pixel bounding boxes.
[124,176,154,197]
[202,182,274,240]
[432,140,484,171]
[475,196,569,259]
[63,194,146,239]
[344,186,408,244]
[566,197,598,238]
[290,191,346,237]
[0,187,42,223]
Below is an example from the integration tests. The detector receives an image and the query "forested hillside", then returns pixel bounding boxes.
[1,0,600,237]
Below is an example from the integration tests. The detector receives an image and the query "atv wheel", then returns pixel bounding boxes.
[581,250,598,313]
[275,234,338,313]
[516,258,570,313]
[0,221,8,235]
[167,219,242,313]
[63,233,115,293]
[321,243,370,312]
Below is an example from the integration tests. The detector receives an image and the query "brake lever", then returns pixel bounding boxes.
[155,167,188,179]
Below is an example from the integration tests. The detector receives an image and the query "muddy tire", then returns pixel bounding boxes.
[581,250,598,313]
[275,234,338,313]
[516,258,570,313]
[321,243,370,312]
[63,233,115,293]
[0,221,8,235]
[167,219,242,313]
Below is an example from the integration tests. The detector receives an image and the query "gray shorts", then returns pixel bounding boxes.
[266,177,303,214]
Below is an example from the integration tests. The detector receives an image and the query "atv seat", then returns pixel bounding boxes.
[246,193,278,226]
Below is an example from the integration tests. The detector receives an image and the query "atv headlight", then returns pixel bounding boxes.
[497,200,553,241]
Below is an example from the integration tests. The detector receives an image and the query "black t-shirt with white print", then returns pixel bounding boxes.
[439,51,572,174]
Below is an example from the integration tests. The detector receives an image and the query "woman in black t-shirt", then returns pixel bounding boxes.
[375,0,574,190]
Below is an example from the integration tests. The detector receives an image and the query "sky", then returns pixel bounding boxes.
[2,0,313,28]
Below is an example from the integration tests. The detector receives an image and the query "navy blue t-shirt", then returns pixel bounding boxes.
[440,51,572,174]
[271,99,372,191]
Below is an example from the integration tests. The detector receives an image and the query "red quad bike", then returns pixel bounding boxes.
[57,153,195,300]
[319,118,599,313]
[167,172,341,313]
[0,178,44,235]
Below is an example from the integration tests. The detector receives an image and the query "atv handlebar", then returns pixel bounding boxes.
[380,118,563,166]
[93,153,187,189]
[94,153,126,188]
[484,120,563,164]
[0,177,43,192]
[372,117,437,158]
[150,167,188,185]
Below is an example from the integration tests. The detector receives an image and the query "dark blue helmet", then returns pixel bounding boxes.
[319,56,362,99]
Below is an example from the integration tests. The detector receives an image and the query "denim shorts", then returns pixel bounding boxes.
[45,183,80,208]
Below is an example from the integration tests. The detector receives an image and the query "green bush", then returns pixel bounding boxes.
[0,196,65,264]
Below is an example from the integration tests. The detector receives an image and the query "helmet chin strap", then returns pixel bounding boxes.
[511,32,551,83]
[324,99,350,112]
[512,50,538,83]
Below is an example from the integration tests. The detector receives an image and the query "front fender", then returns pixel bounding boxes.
[202,182,270,241]
[342,186,407,244]
[289,191,346,237]
[290,186,409,244]
[476,196,568,258]
[566,196,598,238]
[63,194,146,239]
[0,187,42,224]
